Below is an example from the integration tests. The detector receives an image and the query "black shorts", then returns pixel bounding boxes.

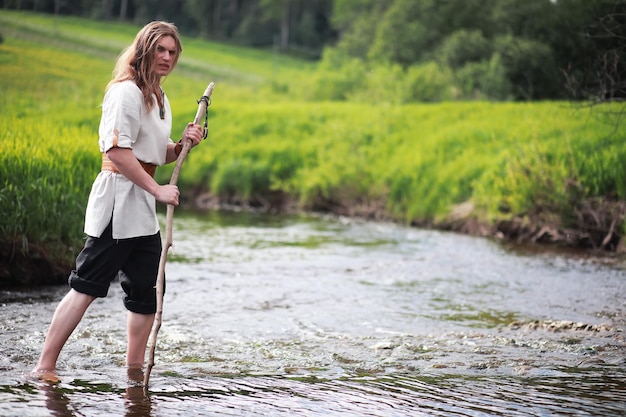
[68,222,163,314]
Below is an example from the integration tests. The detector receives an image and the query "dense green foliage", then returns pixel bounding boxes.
[3,0,625,102]
[0,11,625,269]
[324,0,625,101]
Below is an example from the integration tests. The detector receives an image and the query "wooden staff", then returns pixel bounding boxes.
[144,82,215,388]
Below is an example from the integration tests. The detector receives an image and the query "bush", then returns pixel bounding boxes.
[402,62,453,102]
[301,48,367,101]
[455,54,512,100]
[437,29,492,69]
[494,35,557,100]
[347,63,406,104]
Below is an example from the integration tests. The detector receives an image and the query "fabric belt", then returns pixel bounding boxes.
[101,153,157,178]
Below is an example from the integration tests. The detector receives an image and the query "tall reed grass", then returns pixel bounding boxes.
[0,119,98,253]
[178,101,625,231]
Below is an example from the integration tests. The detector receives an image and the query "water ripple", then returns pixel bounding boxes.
[4,371,623,417]
[1,211,625,416]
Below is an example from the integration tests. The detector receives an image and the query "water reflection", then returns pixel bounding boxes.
[20,370,626,417]
[126,368,152,417]
[125,385,152,417]
[35,382,71,417]
[31,373,153,417]
[0,210,624,416]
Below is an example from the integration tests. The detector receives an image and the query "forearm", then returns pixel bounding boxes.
[165,142,181,164]
[106,147,160,196]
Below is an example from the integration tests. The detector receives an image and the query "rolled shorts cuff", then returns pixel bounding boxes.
[69,270,110,298]
[124,297,157,315]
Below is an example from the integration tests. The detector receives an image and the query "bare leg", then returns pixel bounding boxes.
[126,311,155,368]
[34,289,96,372]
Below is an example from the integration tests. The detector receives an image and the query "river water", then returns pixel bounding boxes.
[1,210,625,416]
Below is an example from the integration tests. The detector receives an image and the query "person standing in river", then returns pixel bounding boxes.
[32,21,204,380]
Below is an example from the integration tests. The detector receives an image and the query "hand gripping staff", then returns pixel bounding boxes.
[144,82,215,389]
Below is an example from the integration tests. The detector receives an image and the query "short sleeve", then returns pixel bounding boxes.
[98,81,142,152]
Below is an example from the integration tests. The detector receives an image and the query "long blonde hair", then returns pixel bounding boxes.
[107,21,182,111]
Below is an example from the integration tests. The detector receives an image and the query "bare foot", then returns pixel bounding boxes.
[30,369,60,384]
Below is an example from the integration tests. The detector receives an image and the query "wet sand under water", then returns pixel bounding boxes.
[0,210,625,416]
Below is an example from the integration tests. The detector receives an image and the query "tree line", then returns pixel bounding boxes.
[2,0,624,101]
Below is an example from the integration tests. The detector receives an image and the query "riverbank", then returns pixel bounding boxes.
[2,187,625,288]
[0,240,72,287]
[194,190,626,251]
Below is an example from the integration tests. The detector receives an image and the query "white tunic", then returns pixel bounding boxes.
[84,80,173,239]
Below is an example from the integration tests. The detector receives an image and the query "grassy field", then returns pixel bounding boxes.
[1,11,625,284]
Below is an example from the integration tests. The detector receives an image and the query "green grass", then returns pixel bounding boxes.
[182,100,624,225]
[0,10,314,100]
[1,10,625,268]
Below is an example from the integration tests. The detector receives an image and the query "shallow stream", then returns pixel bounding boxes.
[1,210,625,416]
